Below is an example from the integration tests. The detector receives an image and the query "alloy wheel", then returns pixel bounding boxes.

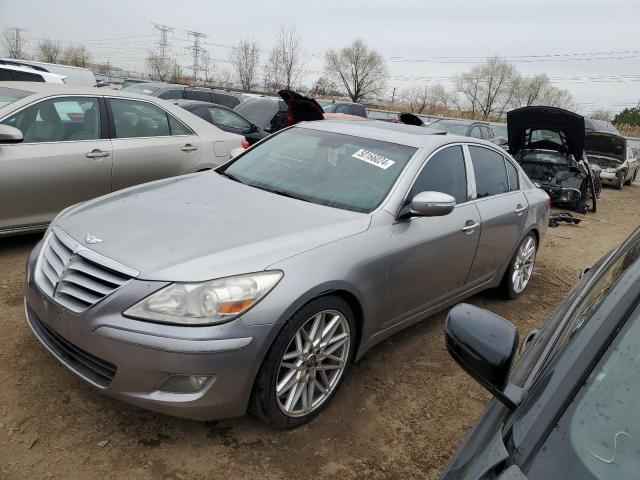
[275,309,351,418]
[512,236,536,294]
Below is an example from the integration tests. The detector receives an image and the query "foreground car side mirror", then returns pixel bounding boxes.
[445,303,523,410]
[0,124,23,143]
[410,191,456,217]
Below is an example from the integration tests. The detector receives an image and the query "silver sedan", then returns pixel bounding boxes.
[24,120,549,429]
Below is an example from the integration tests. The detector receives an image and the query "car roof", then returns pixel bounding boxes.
[174,99,231,110]
[0,81,172,101]
[0,63,65,79]
[297,119,492,149]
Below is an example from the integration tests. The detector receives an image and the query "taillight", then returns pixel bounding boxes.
[241,139,250,149]
[544,194,551,209]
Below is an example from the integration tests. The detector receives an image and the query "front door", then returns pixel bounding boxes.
[0,96,111,231]
[386,145,481,327]
[107,98,203,191]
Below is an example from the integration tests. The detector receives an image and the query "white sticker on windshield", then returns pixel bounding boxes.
[351,149,395,170]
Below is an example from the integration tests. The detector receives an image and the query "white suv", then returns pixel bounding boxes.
[0,64,65,83]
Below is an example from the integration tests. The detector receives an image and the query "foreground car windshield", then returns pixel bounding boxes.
[0,86,32,108]
[221,127,417,213]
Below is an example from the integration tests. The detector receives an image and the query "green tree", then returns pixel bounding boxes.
[613,107,640,126]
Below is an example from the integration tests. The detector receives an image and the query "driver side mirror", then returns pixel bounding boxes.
[410,191,456,217]
[445,303,523,410]
[0,124,23,143]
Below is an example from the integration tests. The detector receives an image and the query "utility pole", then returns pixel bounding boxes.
[151,23,175,62]
[391,87,397,104]
[4,27,28,59]
[186,31,208,81]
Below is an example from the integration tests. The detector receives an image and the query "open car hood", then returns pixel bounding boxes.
[585,132,625,162]
[278,90,324,126]
[507,106,585,160]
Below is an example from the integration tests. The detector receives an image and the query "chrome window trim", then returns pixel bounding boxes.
[466,142,522,200]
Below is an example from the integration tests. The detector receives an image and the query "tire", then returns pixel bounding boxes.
[502,233,537,300]
[625,170,636,186]
[250,296,356,429]
[615,172,625,190]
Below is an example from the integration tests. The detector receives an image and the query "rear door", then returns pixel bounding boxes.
[387,145,481,325]
[107,97,203,191]
[0,95,111,230]
[466,145,528,284]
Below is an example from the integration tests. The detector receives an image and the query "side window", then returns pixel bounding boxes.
[349,105,365,117]
[335,104,349,114]
[12,71,44,82]
[505,158,519,191]
[190,106,211,122]
[208,107,250,131]
[158,89,183,100]
[0,68,14,81]
[168,115,191,135]
[2,96,100,143]
[469,145,509,198]
[481,126,494,139]
[409,145,467,204]
[109,98,171,138]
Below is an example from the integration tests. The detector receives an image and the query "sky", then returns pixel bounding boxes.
[1,0,639,115]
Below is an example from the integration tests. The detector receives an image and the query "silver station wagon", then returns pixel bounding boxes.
[24,120,550,429]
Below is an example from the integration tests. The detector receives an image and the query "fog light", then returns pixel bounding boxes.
[159,375,213,393]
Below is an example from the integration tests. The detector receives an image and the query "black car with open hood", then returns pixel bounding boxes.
[507,106,599,213]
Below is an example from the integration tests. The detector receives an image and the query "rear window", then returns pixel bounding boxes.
[235,98,282,131]
[211,92,240,109]
[0,86,32,108]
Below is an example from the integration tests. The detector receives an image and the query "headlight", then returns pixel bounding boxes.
[124,271,283,325]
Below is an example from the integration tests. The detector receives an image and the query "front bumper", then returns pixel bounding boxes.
[24,242,280,421]
[599,170,621,185]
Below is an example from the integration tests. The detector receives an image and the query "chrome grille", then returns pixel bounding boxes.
[35,227,137,313]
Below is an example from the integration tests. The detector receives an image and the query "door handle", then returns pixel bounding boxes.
[514,204,527,216]
[86,149,110,159]
[462,220,480,234]
[181,144,198,152]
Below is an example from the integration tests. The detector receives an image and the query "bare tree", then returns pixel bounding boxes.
[63,45,90,68]
[217,68,234,90]
[229,39,260,92]
[590,109,613,121]
[36,38,61,63]
[510,74,549,108]
[456,57,516,120]
[539,85,574,110]
[3,28,28,59]
[146,52,171,81]
[201,51,215,85]
[324,38,388,102]
[309,75,340,98]
[263,25,304,92]
[401,83,453,114]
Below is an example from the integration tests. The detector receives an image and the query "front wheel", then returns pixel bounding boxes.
[616,172,625,190]
[625,169,636,186]
[502,233,537,299]
[250,296,355,429]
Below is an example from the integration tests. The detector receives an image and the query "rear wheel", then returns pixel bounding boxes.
[250,296,355,429]
[502,233,537,299]
[625,169,636,186]
[616,172,625,190]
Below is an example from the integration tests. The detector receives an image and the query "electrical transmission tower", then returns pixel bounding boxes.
[186,31,208,80]
[151,23,175,61]
[4,27,28,59]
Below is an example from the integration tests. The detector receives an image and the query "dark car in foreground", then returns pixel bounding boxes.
[174,99,268,145]
[441,225,640,480]
[24,120,548,429]
[508,106,599,213]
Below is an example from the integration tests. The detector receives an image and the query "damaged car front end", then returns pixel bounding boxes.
[507,106,599,214]
[584,122,638,190]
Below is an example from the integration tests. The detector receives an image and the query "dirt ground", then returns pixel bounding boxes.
[1,184,639,480]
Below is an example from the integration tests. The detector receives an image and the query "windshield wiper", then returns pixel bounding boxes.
[250,184,305,200]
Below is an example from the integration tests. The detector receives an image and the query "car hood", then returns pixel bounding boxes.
[56,173,371,282]
[507,106,585,160]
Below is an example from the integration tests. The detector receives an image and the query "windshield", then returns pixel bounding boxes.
[221,127,417,213]
[492,124,508,138]
[122,83,165,95]
[430,120,470,135]
[323,104,339,113]
[235,98,281,130]
[0,86,32,108]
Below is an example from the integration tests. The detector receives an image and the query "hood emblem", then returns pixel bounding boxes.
[84,233,104,245]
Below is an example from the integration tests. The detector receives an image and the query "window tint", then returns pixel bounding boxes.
[12,70,44,82]
[158,89,183,100]
[2,96,100,143]
[0,68,13,81]
[505,158,519,191]
[110,98,171,138]
[190,106,211,122]
[210,92,240,109]
[184,90,211,102]
[409,146,467,204]
[208,107,250,131]
[469,145,509,198]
